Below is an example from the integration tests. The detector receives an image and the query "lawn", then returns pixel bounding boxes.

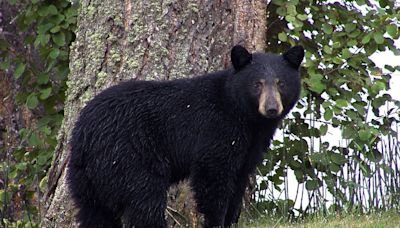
[242,212,400,228]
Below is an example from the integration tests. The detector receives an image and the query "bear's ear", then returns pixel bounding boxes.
[283,45,304,69]
[231,45,252,71]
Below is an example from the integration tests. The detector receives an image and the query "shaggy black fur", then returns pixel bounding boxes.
[67,45,304,228]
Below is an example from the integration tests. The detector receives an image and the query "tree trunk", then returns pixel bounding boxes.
[42,0,266,227]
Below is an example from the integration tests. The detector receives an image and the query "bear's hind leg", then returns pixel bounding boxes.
[121,174,168,228]
[191,170,233,228]
[75,202,121,228]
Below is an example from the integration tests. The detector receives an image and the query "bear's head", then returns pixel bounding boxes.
[229,45,304,120]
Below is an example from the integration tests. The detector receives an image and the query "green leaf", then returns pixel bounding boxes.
[331,153,346,165]
[40,87,52,100]
[287,4,297,15]
[361,33,372,44]
[329,163,341,173]
[341,49,352,59]
[50,25,60,33]
[297,14,308,21]
[371,81,386,93]
[39,177,48,191]
[26,93,39,109]
[0,60,10,70]
[359,162,372,177]
[323,45,332,54]
[386,24,398,38]
[35,34,50,47]
[14,62,25,79]
[342,126,356,139]
[28,133,40,146]
[52,32,66,46]
[285,15,296,23]
[38,6,50,16]
[324,109,333,121]
[347,39,357,47]
[37,23,53,34]
[335,99,347,108]
[37,152,51,166]
[48,5,58,15]
[40,125,52,135]
[345,23,357,33]
[359,129,371,141]
[37,73,49,84]
[373,32,384,44]
[278,32,287,42]
[49,48,60,59]
[276,6,287,16]
[322,24,333,34]
[320,125,328,135]
[305,179,320,191]
[308,73,325,94]
[353,102,366,116]
[15,162,27,170]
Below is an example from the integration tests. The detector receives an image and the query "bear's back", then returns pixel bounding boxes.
[69,71,242,180]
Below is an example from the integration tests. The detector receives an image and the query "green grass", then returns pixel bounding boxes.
[241,212,400,228]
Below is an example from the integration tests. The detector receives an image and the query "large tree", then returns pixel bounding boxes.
[42,0,266,227]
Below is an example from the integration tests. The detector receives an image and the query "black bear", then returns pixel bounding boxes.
[67,45,304,228]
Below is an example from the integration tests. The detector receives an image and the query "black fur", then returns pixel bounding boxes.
[67,45,303,228]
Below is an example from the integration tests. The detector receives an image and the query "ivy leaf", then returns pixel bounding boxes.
[342,125,356,139]
[38,6,50,16]
[320,125,328,135]
[39,177,48,192]
[359,129,371,141]
[373,32,384,44]
[324,109,333,121]
[386,24,398,38]
[52,32,66,46]
[322,24,333,34]
[37,73,49,84]
[34,34,50,47]
[278,32,287,42]
[305,179,320,191]
[361,33,372,44]
[308,73,325,94]
[330,153,346,165]
[40,87,52,100]
[48,5,58,15]
[297,14,308,21]
[341,49,352,59]
[28,133,40,147]
[0,60,10,70]
[49,48,60,59]
[26,93,39,109]
[50,25,61,33]
[14,62,25,79]
[37,23,53,34]
[335,99,347,108]
[345,23,357,33]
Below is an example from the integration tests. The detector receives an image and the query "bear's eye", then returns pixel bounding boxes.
[277,81,285,88]
[254,82,263,91]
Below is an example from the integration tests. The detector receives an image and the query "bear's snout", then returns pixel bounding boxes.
[258,81,283,118]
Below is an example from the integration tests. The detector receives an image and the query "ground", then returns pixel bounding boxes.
[242,211,400,228]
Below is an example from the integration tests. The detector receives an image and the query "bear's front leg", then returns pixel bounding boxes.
[224,172,250,227]
[190,163,235,228]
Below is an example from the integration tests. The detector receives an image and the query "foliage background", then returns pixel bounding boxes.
[0,0,399,226]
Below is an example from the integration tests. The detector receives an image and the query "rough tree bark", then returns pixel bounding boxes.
[42,0,266,227]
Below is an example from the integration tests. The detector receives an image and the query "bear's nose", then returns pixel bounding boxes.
[266,108,278,118]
